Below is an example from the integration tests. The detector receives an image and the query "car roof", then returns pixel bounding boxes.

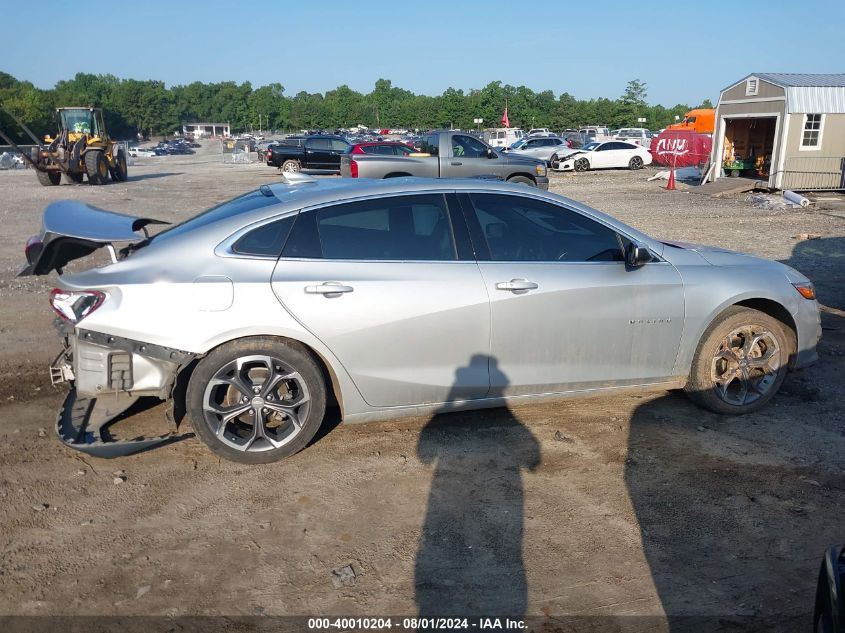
[260,177,650,242]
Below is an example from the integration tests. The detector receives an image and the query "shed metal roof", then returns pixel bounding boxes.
[724,73,845,113]
[753,73,845,88]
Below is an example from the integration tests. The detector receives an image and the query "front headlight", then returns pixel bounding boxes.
[792,282,816,300]
[535,163,546,176]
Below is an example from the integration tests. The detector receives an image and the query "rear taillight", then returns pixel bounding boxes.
[267,147,273,157]
[50,289,106,323]
[25,235,43,264]
[349,159,358,178]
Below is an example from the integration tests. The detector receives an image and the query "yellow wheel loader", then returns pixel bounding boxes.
[0,106,127,186]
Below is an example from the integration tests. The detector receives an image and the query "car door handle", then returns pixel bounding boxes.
[496,279,539,291]
[450,161,462,166]
[305,282,354,295]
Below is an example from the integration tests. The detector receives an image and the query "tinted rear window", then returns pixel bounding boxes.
[232,215,295,257]
[151,190,279,243]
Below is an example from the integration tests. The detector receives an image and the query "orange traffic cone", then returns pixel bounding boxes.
[667,167,676,190]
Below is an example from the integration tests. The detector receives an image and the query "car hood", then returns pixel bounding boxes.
[663,240,805,278]
[19,200,167,276]
[499,152,545,166]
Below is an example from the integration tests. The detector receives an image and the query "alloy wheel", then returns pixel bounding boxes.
[202,355,311,452]
[710,326,781,406]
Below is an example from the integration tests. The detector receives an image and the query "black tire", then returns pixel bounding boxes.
[36,170,61,186]
[281,159,301,173]
[84,150,109,185]
[64,172,85,184]
[629,156,644,170]
[684,306,792,415]
[574,157,590,172]
[507,175,536,187]
[187,337,326,464]
[110,150,128,182]
[550,155,560,170]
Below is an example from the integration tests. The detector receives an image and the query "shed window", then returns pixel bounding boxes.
[745,78,758,96]
[801,114,823,149]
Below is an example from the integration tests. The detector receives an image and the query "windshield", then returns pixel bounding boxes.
[62,109,94,134]
[583,142,601,151]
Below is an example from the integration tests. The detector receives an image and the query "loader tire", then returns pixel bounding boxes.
[110,150,128,182]
[85,150,109,185]
[64,172,84,184]
[36,170,61,186]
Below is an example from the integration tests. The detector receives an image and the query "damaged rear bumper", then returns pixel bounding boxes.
[52,327,195,458]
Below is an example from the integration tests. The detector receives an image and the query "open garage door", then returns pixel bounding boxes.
[722,117,777,178]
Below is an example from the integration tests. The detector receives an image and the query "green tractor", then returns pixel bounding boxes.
[0,106,128,186]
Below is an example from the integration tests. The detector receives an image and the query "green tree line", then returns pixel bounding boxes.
[0,71,712,140]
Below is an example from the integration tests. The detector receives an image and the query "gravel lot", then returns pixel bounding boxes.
[0,144,843,630]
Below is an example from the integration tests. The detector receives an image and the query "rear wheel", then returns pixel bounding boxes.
[64,172,84,184]
[187,337,326,464]
[110,150,128,182]
[36,170,61,186]
[685,307,792,415]
[507,175,535,187]
[281,159,301,173]
[574,157,590,172]
[84,150,109,185]
[628,156,644,170]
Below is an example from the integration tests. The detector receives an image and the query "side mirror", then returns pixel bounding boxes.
[486,147,497,159]
[626,244,652,268]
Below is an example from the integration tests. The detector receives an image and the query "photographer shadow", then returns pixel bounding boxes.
[414,355,541,617]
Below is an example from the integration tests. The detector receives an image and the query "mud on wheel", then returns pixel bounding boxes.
[187,337,326,463]
[685,306,793,415]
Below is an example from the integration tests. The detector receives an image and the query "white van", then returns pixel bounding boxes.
[483,128,525,147]
[579,127,613,142]
[615,128,653,145]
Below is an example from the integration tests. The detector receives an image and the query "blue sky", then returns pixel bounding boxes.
[3,0,843,106]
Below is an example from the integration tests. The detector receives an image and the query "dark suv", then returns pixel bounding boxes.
[267,135,350,173]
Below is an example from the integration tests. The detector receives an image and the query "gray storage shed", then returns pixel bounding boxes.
[708,73,845,190]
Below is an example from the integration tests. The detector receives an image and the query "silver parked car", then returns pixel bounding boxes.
[505,136,580,165]
[22,175,821,463]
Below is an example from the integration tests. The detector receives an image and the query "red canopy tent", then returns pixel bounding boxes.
[649,129,712,167]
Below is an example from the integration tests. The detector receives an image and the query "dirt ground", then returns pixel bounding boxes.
[0,144,843,631]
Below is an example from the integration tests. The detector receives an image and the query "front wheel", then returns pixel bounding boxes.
[574,157,590,172]
[281,159,301,173]
[187,337,326,464]
[36,170,61,186]
[110,150,128,182]
[84,150,110,185]
[629,156,644,170]
[507,175,536,187]
[685,307,792,415]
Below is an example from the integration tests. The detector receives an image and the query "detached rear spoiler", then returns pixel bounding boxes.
[19,200,168,276]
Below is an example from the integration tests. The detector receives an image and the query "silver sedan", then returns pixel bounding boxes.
[23,175,821,463]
